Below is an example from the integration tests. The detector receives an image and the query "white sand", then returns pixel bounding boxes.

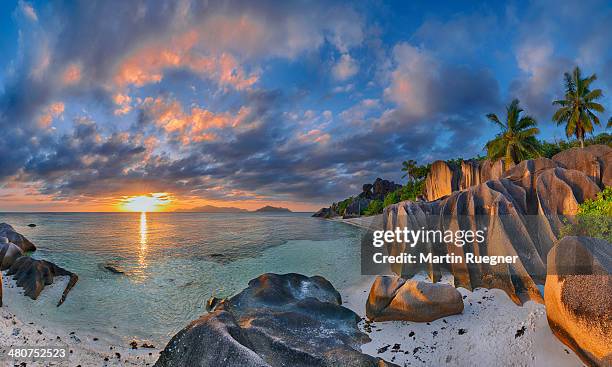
[340,275,585,367]
[332,214,384,229]
[1,274,160,366]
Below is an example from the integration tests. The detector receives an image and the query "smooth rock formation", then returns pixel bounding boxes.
[553,147,602,187]
[583,144,612,187]
[0,223,36,252]
[156,273,397,367]
[312,207,334,218]
[459,160,481,190]
[381,160,601,305]
[545,236,612,367]
[479,159,504,182]
[0,241,24,270]
[7,256,79,306]
[366,276,463,322]
[0,224,78,306]
[424,161,460,201]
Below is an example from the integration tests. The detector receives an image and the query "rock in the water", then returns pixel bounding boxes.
[0,223,36,252]
[545,236,612,367]
[0,241,24,270]
[7,256,78,306]
[366,276,463,322]
[101,263,126,274]
[155,273,397,367]
[27,224,37,227]
[312,207,333,218]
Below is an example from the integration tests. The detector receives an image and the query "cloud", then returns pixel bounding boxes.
[38,102,65,127]
[332,53,358,81]
[19,0,38,22]
[138,96,255,145]
[113,31,259,90]
[384,43,500,120]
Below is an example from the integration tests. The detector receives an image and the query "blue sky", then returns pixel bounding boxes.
[0,0,610,211]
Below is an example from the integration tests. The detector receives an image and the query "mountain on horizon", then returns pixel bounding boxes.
[174,205,249,213]
[254,205,292,213]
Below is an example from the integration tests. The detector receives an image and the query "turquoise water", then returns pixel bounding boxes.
[0,212,363,344]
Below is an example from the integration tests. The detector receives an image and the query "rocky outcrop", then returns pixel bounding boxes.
[314,178,402,218]
[0,223,36,252]
[459,160,481,190]
[7,256,78,306]
[156,273,397,367]
[479,159,504,182]
[545,236,611,367]
[380,159,601,305]
[366,276,463,322]
[583,144,612,187]
[0,224,77,307]
[312,207,334,218]
[553,147,603,187]
[0,239,24,270]
[424,161,460,201]
[424,159,511,201]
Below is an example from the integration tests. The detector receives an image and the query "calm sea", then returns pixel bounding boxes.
[0,212,363,345]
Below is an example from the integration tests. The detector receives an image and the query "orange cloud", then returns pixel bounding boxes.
[113,31,258,90]
[113,93,132,115]
[62,63,82,85]
[141,97,252,144]
[38,102,65,127]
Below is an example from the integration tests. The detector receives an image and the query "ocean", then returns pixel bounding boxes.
[0,212,363,345]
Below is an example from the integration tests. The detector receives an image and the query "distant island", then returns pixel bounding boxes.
[174,205,248,213]
[254,205,292,213]
[174,205,292,213]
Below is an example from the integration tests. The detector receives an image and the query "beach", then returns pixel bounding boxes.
[340,275,584,367]
[0,215,587,366]
[1,275,160,366]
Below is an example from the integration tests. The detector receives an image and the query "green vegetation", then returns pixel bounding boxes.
[336,197,353,216]
[363,199,384,216]
[401,159,429,182]
[382,179,426,208]
[535,133,611,158]
[552,67,605,148]
[561,187,612,242]
[485,99,541,169]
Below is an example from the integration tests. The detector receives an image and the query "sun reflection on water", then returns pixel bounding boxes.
[138,212,148,271]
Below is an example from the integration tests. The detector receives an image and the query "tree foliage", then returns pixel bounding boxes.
[552,66,605,148]
[485,99,541,169]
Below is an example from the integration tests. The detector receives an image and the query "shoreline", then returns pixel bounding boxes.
[330,214,384,230]
[1,275,160,366]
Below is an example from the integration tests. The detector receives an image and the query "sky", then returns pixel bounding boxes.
[0,0,610,212]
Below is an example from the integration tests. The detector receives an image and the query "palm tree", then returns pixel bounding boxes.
[401,160,417,182]
[552,67,605,148]
[485,99,540,169]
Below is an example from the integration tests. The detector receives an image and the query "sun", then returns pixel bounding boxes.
[118,193,172,212]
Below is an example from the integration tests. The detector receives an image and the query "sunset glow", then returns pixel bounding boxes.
[118,193,172,212]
